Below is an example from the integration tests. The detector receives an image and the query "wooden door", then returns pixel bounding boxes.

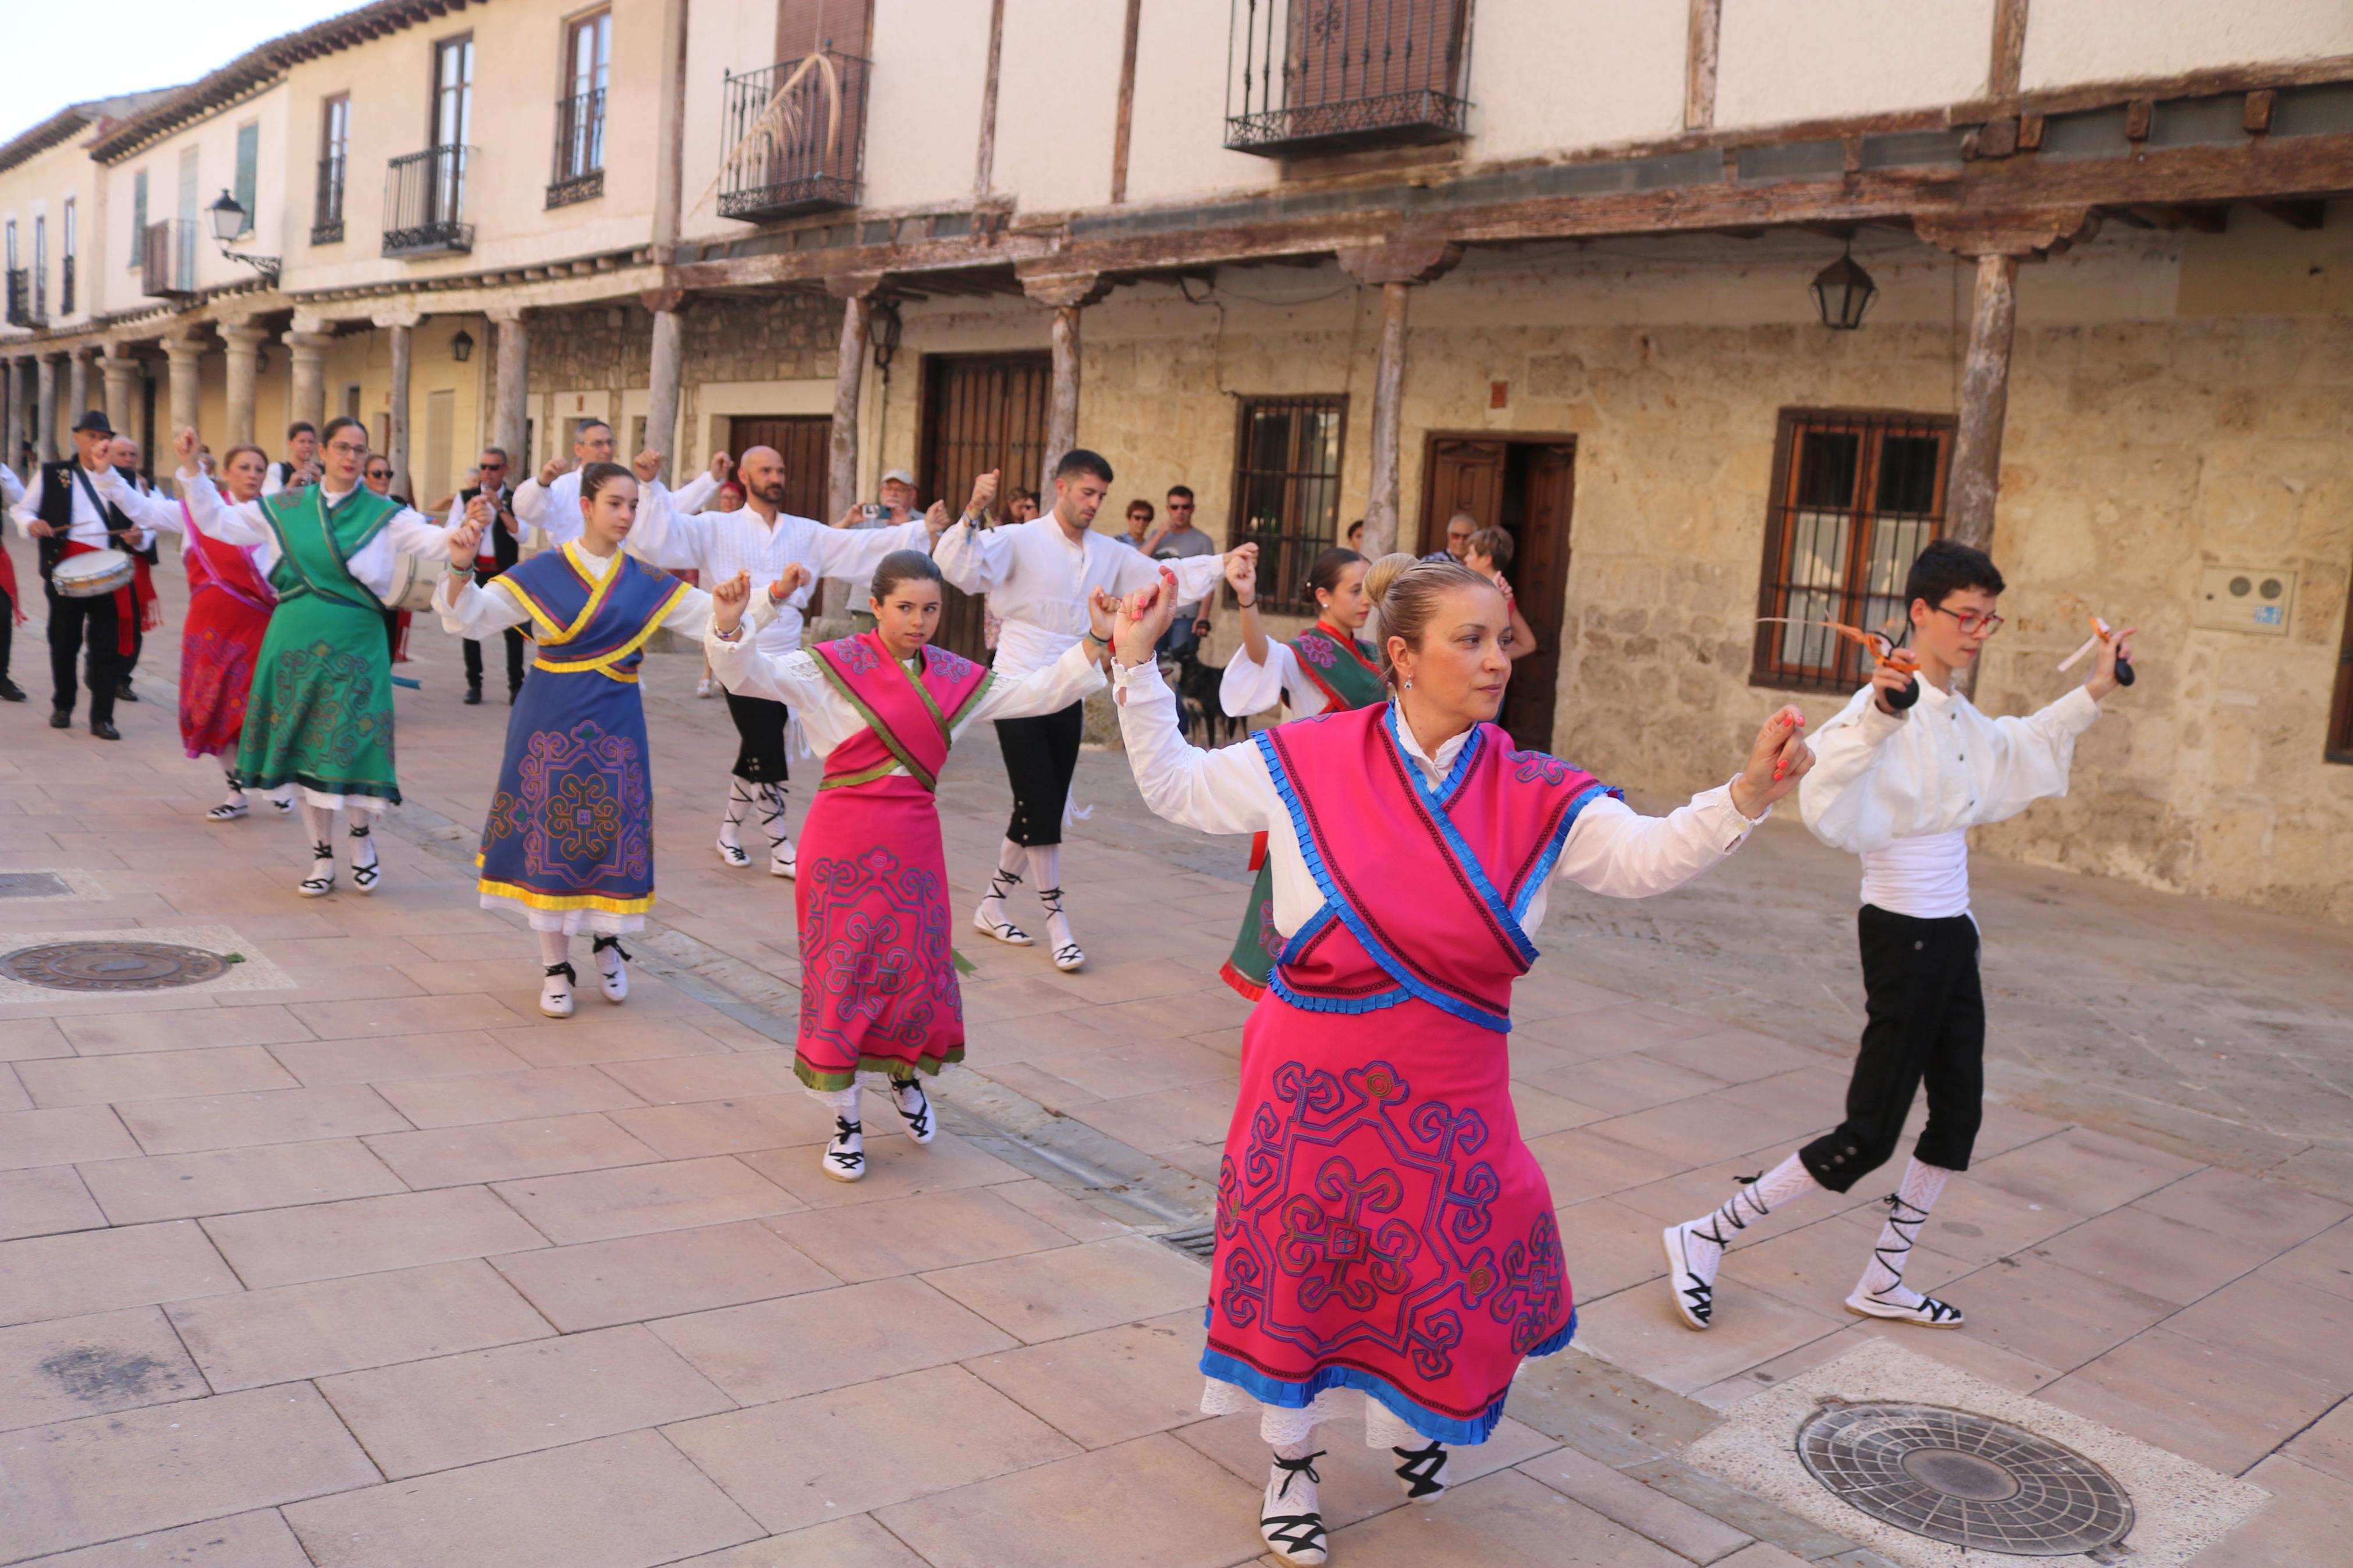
[1500,443,1573,752]
[1418,438,1504,554]
[776,0,869,60]
[920,351,1052,660]
[726,416,830,521]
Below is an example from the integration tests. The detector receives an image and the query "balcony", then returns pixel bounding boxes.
[3,268,39,328]
[383,144,474,258]
[314,154,346,244]
[141,220,196,298]
[1224,0,1472,158]
[547,87,605,208]
[59,255,73,317]
[716,51,868,223]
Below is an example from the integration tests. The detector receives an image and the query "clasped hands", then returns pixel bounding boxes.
[708,566,813,635]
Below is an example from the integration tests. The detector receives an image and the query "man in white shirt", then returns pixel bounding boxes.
[631,443,938,877]
[0,460,26,702]
[934,448,1238,972]
[445,447,523,704]
[514,419,722,549]
[262,422,320,496]
[1663,540,2136,1334]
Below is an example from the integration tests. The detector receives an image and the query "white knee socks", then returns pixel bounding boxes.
[756,781,792,871]
[538,930,570,968]
[719,776,754,852]
[1684,1153,1824,1275]
[1855,1158,1952,1306]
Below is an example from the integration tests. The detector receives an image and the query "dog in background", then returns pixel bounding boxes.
[1161,648,1247,747]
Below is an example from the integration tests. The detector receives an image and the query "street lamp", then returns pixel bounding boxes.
[449,328,475,362]
[1810,243,1878,331]
[207,190,282,289]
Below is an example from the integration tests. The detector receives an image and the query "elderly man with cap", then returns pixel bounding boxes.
[8,410,146,739]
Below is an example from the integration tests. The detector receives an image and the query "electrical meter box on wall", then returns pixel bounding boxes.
[2193,567,2297,635]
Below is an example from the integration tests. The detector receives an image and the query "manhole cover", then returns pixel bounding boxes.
[0,941,232,993]
[1798,1402,2132,1556]
[0,873,73,899]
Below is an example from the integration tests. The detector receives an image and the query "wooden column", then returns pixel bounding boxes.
[489,310,530,466]
[219,322,268,449]
[163,336,204,450]
[1020,271,1109,493]
[381,317,415,502]
[824,274,883,522]
[287,328,333,432]
[643,290,687,479]
[1110,0,1144,202]
[0,357,12,464]
[1989,0,2030,98]
[34,353,56,461]
[1337,242,1462,559]
[1685,0,1722,130]
[975,0,1007,198]
[1915,208,2096,554]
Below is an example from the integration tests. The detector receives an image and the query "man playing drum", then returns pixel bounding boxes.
[9,411,144,739]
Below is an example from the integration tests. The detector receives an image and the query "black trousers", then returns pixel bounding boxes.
[995,701,1085,847]
[1799,905,1984,1193]
[0,585,13,680]
[723,691,792,783]
[464,626,526,694]
[46,585,123,725]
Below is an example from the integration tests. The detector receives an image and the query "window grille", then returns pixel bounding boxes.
[1752,410,1953,690]
[1230,395,1348,615]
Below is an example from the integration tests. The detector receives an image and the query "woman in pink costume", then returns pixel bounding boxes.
[706,551,1112,1183]
[1109,559,1814,1566]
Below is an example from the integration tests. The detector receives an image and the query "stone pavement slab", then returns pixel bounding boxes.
[198,1185,546,1286]
[651,1274,1017,1403]
[0,1306,207,1432]
[8,1510,315,1568]
[490,1218,839,1332]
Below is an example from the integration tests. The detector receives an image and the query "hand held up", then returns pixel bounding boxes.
[768,564,808,602]
[710,570,752,634]
[2087,627,2138,699]
[631,450,663,484]
[1729,705,1813,819]
[1113,568,1180,667]
[447,518,485,568]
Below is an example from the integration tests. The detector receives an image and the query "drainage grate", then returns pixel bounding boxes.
[0,941,232,993]
[0,873,74,900]
[1155,1224,1219,1264]
[1798,1402,2132,1556]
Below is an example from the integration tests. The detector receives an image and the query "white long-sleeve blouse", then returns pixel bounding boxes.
[934,516,1229,681]
[1219,635,1369,720]
[704,594,1107,769]
[164,467,452,599]
[435,538,715,641]
[1115,658,1765,940]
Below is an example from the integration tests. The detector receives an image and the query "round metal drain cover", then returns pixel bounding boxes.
[1798,1402,2132,1556]
[1,941,231,993]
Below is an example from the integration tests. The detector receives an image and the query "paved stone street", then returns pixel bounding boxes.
[0,544,2347,1567]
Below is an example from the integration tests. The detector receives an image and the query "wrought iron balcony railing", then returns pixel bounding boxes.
[716,51,868,223]
[141,221,196,298]
[59,254,73,317]
[548,87,606,208]
[383,144,474,257]
[1225,0,1472,157]
[314,154,347,244]
[3,268,38,328]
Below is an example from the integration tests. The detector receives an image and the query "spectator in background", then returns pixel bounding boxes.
[1120,498,1155,550]
[715,479,747,513]
[1424,511,1477,564]
[1006,489,1039,524]
[878,468,921,524]
[1465,526,1538,662]
[1346,518,1364,552]
[363,454,414,662]
[263,422,320,496]
[1151,484,1216,659]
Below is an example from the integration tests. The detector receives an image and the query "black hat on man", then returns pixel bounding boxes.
[69,410,115,437]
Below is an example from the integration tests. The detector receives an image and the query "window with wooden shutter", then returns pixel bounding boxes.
[1230,394,1348,614]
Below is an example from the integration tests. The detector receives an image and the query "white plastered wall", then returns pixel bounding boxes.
[2023,0,2353,90]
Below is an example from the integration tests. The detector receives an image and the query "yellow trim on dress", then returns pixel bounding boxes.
[534,541,622,647]
[531,577,691,682]
[475,869,659,915]
[488,574,567,638]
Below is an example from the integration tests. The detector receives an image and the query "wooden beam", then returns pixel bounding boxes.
[1685,0,1721,131]
[2257,199,2326,230]
[1989,0,2029,98]
[1110,0,1143,204]
[2122,203,2228,233]
[974,0,1006,198]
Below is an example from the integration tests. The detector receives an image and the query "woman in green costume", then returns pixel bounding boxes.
[167,419,492,897]
[1211,545,1388,1000]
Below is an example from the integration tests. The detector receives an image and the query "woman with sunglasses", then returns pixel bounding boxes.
[361,454,414,663]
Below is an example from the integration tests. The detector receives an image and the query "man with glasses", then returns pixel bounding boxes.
[1149,485,1215,659]
[364,454,409,660]
[1663,539,2138,1337]
[448,448,525,704]
[262,422,320,497]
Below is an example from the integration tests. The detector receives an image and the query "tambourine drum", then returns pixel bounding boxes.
[53,549,134,599]
[382,553,446,614]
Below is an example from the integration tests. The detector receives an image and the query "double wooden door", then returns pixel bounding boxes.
[919,351,1053,660]
[1419,436,1575,753]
